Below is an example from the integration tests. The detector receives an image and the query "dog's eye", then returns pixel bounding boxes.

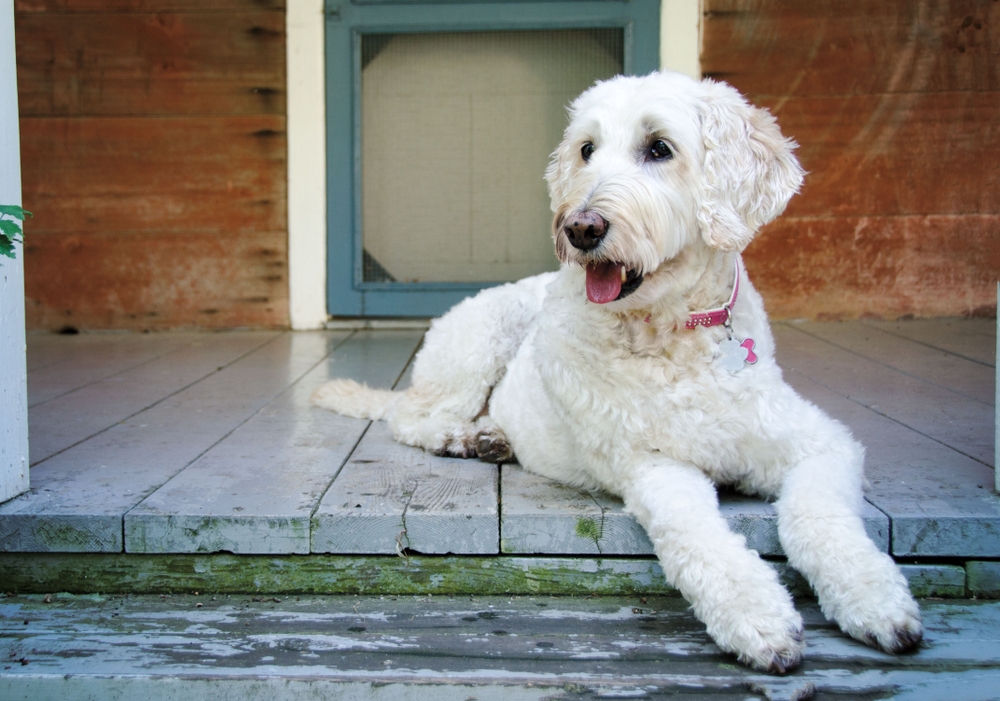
[647,139,674,162]
[581,142,595,163]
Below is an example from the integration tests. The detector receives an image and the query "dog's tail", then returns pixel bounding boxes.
[311,379,399,421]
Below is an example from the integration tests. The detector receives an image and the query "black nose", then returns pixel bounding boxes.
[564,212,608,250]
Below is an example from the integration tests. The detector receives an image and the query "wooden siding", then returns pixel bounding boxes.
[15,0,288,330]
[703,0,1000,320]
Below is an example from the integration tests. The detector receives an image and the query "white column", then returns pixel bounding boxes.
[0,0,29,502]
[660,0,702,79]
[286,0,329,330]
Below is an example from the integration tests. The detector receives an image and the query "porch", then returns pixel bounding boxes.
[0,318,995,591]
[0,318,998,699]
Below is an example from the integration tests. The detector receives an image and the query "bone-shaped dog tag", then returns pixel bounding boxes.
[717,337,758,372]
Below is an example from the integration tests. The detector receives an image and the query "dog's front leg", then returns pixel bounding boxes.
[775,445,923,654]
[621,457,804,674]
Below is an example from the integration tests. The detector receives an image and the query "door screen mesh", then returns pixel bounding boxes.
[360,29,623,283]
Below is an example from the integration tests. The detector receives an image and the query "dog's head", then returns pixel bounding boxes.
[546,71,804,307]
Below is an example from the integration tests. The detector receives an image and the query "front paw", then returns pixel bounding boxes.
[824,556,923,654]
[842,587,923,654]
[704,587,805,674]
[723,611,805,674]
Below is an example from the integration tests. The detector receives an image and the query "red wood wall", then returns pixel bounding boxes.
[704,0,999,320]
[16,0,288,331]
[14,1,997,328]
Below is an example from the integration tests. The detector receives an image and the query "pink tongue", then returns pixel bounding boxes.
[586,262,623,304]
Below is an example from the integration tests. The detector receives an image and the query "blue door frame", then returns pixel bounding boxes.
[325,0,661,318]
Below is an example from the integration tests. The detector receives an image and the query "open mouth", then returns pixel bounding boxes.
[585,262,644,304]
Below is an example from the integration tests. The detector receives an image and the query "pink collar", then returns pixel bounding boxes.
[685,260,740,329]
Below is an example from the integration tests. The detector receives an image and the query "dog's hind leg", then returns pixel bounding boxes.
[774,438,923,654]
[385,273,553,459]
[621,457,805,674]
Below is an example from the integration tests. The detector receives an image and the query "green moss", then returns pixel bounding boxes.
[0,553,680,597]
[574,517,602,542]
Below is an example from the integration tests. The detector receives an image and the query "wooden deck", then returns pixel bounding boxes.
[1,319,999,699]
[3,593,1000,701]
[0,319,997,598]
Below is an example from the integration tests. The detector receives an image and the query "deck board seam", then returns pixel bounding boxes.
[784,366,994,469]
[858,319,996,369]
[781,322,995,405]
[121,331,363,551]
[27,336,206,410]
[309,328,414,526]
[27,332,283,468]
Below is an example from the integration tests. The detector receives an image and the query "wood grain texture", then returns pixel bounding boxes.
[24,230,289,330]
[125,331,421,555]
[2,594,1000,700]
[864,318,997,366]
[15,1,285,10]
[313,422,500,556]
[775,331,1000,557]
[704,0,1000,320]
[18,113,288,331]
[745,215,1000,321]
[702,0,1000,96]
[26,330,197,386]
[793,320,995,405]
[28,332,279,464]
[0,332,329,553]
[775,323,994,465]
[15,2,288,330]
[15,11,285,116]
[19,116,286,235]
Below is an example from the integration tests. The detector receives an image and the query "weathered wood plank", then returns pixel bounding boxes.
[899,563,967,598]
[0,332,338,552]
[24,230,289,331]
[863,318,997,367]
[26,330,170,371]
[0,551,964,601]
[20,112,288,330]
[778,364,1000,557]
[774,323,994,465]
[791,320,995,405]
[312,421,499,555]
[15,1,285,10]
[27,332,202,405]
[745,215,1000,321]
[702,0,1000,97]
[28,332,278,464]
[16,11,285,117]
[124,331,423,555]
[501,465,889,556]
[1,593,999,701]
[771,93,1000,219]
[20,116,286,236]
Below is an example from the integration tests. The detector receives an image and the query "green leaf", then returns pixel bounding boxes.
[0,236,15,258]
[0,219,23,236]
[0,205,31,220]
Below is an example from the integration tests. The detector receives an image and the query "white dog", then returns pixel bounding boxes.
[313,71,922,673]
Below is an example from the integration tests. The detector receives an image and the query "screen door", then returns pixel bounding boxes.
[324,0,660,317]
[360,29,623,285]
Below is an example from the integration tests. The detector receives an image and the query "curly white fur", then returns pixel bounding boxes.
[312,71,922,673]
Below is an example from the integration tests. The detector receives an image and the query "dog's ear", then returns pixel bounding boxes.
[696,79,805,252]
